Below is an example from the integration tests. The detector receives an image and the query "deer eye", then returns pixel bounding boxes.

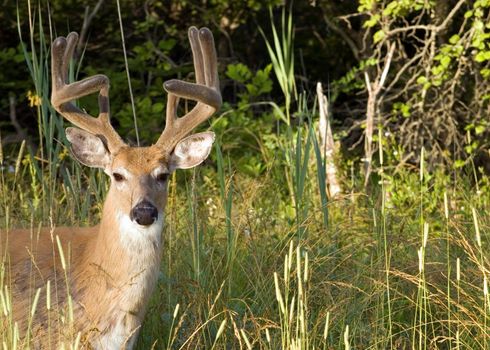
[156,173,169,183]
[113,172,125,182]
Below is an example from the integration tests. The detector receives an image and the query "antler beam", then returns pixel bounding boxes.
[51,32,126,153]
[156,27,222,149]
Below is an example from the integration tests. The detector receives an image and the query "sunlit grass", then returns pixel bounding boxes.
[2,120,490,349]
[1,1,489,349]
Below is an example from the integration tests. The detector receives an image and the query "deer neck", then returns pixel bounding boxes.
[73,192,164,335]
[86,192,164,276]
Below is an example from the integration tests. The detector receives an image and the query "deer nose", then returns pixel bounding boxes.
[130,200,158,226]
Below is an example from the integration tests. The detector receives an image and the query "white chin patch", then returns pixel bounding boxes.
[116,211,164,250]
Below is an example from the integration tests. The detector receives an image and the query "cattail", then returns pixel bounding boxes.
[300,301,306,335]
[284,254,289,283]
[296,246,303,297]
[0,288,7,316]
[3,287,10,315]
[30,288,41,318]
[420,147,425,181]
[344,324,350,350]
[46,280,51,310]
[323,311,330,340]
[14,140,25,179]
[423,222,429,248]
[274,272,285,314]
[240,329,252,350]
[265,328,271,343]
[215,319,227,343]
[418,247,423,273]
[443,192,449,220]
[68,295,74,324]
[304,251,309,283]
[472,207,482,247]
[378,127,384,166]
[56,235,67,270]
[13,322,18,350]
[173,303,180,319]
[456,258,461,281]
[73,332,81,350]
[289,295,296,325]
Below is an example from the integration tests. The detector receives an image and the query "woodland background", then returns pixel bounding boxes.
[0,0,490,349]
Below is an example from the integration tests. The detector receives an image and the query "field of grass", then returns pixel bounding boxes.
[2,120,490,349]
[1,3,489,350]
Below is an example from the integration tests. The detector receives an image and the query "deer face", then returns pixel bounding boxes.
[66,127,215,227]
[52,25,220,233]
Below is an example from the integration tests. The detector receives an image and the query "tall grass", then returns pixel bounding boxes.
[1,2,489,349]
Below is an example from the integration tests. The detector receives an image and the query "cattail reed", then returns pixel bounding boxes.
[456,258,461,281]
[472,207,482,247]
[215,319,227,342]
[13,140,25,180]
[56,235,67,271]
[418,247,423,273]
[289,295,295,325]
[173,303,180,319]
[240,329,252,350]
[344,324,350,350]
[46,280,51,310]
[0,289,7,317]
[274,272,285,314]
[444,192,449,220]
[30,288,41,318]
[323,311,330,341]
[265,328,271,343]
[304,251,309,283]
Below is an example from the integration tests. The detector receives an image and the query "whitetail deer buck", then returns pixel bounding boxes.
[2,27,221,348]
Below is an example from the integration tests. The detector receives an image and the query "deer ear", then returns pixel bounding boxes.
[169,131,215,171]
[65,127,111,169]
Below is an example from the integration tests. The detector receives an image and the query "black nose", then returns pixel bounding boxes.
[130,200,158,226]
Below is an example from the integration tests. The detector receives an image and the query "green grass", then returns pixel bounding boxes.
[1,2,489,349]
[2,124,490,349]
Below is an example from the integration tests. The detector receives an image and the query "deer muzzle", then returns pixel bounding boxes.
[130,200,158,226]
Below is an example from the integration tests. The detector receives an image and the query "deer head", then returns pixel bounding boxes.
[51,27,221,229]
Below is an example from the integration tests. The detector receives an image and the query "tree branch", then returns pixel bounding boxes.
[323,13,360,61]
[76,0,105,59]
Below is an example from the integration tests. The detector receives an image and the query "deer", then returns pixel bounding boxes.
[2,26,221,349]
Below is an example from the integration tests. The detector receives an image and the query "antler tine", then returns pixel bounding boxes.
[51,32,126,153]
[156,27,222,150]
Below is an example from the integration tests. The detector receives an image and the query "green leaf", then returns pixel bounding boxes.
[364,14,380,28]
[475,125,486,135]
[373,30,385,43]
[417,75,427,84]
[475,51,490,63]
[480,68,490,78]
[454,159,466,168]
[226,63,252,83]
[449,34,460,44]
[440,55,451,68]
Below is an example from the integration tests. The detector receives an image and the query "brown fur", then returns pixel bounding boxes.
[2,146,171,348]
[1,136,215,348]
[8,26,220,349]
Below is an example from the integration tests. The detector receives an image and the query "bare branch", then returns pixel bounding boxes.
[322,13,360,61]
[317,82,341,198]
[76,0,105,59]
